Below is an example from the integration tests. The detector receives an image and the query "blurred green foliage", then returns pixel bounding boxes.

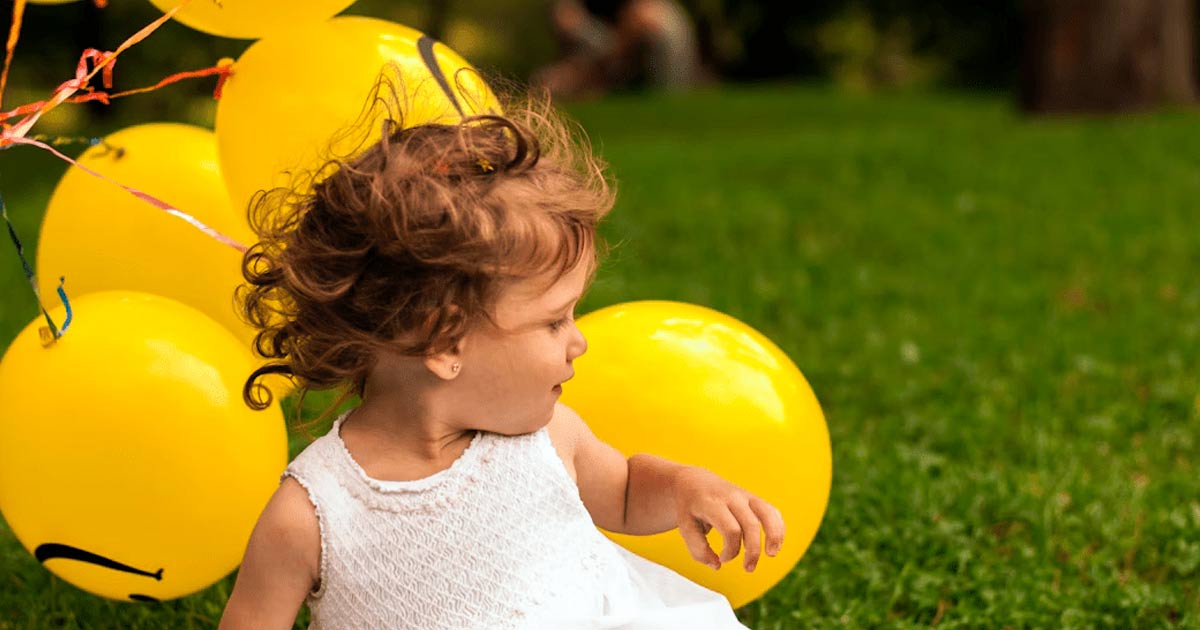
[1,0,559,134]
[0,0,1032,138]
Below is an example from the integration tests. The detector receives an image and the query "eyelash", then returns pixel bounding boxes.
[549,315,572,332]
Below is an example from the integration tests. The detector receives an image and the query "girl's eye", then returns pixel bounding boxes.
[549,318,568,332]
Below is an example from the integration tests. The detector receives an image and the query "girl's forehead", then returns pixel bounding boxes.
[502,271,573,304]
[496,263,590,314]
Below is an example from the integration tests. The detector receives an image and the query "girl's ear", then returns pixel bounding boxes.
[423,337,466,381]
[420,305,470,380]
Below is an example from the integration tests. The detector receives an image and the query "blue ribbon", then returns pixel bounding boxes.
[2,190,71,342]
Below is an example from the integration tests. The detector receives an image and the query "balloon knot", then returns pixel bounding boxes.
[38,326,58,348]
[213,58,236,100]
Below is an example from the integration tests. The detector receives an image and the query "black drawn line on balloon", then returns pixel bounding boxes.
[417,35,465,118]
[36,543,163,580]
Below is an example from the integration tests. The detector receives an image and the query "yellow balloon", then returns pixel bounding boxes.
[38,123,253,344]
[35,123,293,399]
[0,291,287,601]
[147,0,357,40]
[561,301,832,609]
[216,16,500,216]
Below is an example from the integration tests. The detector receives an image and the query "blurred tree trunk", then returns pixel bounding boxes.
[426,0,451,40]
[1021,0,1197,113]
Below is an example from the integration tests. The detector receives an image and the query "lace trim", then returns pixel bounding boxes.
[328,410,494,513]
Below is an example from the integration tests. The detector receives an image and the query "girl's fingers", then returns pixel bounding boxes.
[706,505,744,565]
[678,515,720,569]
[729,500,763,571]
[749,496,785,556]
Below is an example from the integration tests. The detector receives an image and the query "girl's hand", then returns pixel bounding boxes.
[672,467,785,572]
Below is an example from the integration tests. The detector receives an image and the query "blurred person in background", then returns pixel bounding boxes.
[533,0,702,98]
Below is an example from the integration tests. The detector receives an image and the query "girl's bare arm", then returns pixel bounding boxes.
[218,477,320,630]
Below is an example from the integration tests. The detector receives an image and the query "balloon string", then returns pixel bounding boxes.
[1,0,191,143]
[0,0,27,113]
[1,190,72,345]
[24,134,104,149]
[5,135,248,253]
[108,58,234,101]
[0,0,245,256]
[2,0,114,114]
[0,58,234,123]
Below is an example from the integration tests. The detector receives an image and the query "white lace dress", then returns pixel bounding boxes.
[282,410,750,629]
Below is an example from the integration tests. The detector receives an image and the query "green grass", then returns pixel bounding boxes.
[2,84,1199,628]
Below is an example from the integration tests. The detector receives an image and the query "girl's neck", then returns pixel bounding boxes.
[352,343,491,467]
[349,381,475,465]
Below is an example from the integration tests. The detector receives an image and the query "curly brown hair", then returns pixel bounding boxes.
[236,80,615,430]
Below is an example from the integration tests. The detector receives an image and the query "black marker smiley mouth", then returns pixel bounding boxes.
[35,542,164,602]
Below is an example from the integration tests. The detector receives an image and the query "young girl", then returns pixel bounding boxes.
[218,90,785,629]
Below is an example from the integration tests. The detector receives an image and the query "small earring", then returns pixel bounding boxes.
[451,363,460,373]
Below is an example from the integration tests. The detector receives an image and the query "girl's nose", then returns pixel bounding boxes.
[567,324,587,361]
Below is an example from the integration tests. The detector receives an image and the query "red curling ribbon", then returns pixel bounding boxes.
[0,0,27,113]
[0,58,233,124]
[106,59,234,101]
[0,0,246,254]
[3,1,188,142]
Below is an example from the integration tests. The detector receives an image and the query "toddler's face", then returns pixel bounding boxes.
[453,260,590,435]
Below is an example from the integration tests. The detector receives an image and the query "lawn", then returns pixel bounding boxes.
[1,84,1198,628]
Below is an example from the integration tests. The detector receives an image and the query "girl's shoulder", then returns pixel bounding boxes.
[544,403,585,485]
[266,476,322,559]
[240,475,322,593]
[220,475,320,628]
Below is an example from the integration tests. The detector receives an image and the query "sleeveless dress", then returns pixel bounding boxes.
[282,410,751,630]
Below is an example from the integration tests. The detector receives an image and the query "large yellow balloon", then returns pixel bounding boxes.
[34,123,293,399]
[216,16,500,216]
[37,123,254,345]
[561,301,832,609]
[0,291,287,601]
[146,0,357,40]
